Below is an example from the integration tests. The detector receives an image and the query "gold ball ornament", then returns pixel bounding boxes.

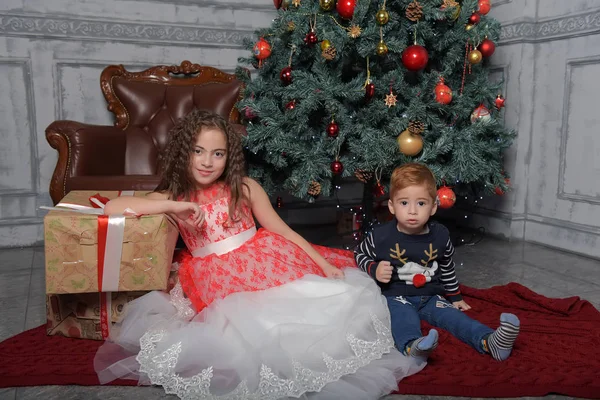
[465,23,475,31]
[320,39,331,51]
[397,129,423,156]
[376,40,388,56]
[319,0,335,11]
[376,9,389,25]
[468,49,483,64]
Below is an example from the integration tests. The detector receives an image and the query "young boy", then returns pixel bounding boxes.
[354,163,520,362]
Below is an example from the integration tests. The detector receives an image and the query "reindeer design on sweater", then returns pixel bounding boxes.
[389,243,438,288]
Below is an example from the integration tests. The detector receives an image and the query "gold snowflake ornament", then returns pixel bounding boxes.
[292,0,301,7]
[348,24,362,38]
[385,92,397,107]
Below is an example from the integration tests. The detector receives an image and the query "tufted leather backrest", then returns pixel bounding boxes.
[101,61,243,175]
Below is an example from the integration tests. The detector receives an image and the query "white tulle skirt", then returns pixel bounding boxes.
[94,268,424,399]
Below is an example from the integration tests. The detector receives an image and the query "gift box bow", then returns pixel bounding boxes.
[41,191,139,293]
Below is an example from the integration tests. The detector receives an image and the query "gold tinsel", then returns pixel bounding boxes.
[406,0,424,22]
[322,46,337,60]
[408,120,425,135]
[308,181,322,197]
[348,24,362,38]
[354,170,373,183]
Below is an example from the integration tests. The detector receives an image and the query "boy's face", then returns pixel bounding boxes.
[388,184,437,234]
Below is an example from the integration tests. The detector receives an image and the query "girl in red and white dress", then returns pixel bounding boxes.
[94,109,424,399]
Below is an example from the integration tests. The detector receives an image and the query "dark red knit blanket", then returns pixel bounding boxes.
[1,282,599,398]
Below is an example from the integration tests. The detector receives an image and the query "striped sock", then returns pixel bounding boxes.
[405,329,438,362]
[484,313,520,361]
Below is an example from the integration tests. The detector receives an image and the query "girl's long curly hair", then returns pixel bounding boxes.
[155,109,248,222]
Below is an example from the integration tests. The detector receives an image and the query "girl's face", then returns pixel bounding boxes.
[190,127,228,188]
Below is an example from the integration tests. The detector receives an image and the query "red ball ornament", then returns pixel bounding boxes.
[273,0,282,9]
[331,160,344,175]
[479,38,496,57]
[304,31,318,46]
[285,100,296,110]
[373,181,386,197]
[494,94,506,110]
[365,82,375,101]
[401,45,429,71]
[280,66,293,85]
[412,273,427,288]
[437,186,456,209]
[253,38,271,60]
[327,121,339,137]
[468,12,481,25]
[336,0,356,19]
[495,177,510,195]
[478,0,491,15]
[434,77,453,105]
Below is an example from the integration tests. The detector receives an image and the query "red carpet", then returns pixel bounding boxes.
[1,283,599,398]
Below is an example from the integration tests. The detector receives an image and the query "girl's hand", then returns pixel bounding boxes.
[171,201,204,227]
[322,263,345,279]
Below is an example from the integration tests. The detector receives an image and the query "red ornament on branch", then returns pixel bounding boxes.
[336,0,356,19]
[479,38,495,57]
[285,100,297,110]
[365,82,375,101]
[495,177,510,195]
[468,12,481,25]
[437,186,456,209]
[304,30,318,46]
[273,0,282,9]
[401,45,429,71]
[494,94,506,110]
[253,38,271,61]
[331,159,344,175]
[280,66,292,85]
[478,0,491,15]
[434,77,453,105]
[373,181,386,197]
[327,120,339,137]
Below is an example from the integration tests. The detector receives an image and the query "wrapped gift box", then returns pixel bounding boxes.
[46,291,146,340]
[44,190,179,294]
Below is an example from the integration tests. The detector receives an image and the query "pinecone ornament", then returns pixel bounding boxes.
[322,46,337,60]
[308,181,322,197]
[354,170,373,183]
[408,120,425,135]
[406,0,424,22]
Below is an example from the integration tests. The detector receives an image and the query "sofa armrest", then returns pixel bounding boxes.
[46,121,126,204]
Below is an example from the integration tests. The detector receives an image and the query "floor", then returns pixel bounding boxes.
[1,229,599,400]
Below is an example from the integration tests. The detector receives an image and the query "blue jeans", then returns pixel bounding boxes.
[386,295,493,354]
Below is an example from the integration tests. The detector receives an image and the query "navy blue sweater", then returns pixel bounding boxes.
[354,220,462,302]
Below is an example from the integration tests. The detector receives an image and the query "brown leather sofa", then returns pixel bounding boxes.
[46,61,245,205]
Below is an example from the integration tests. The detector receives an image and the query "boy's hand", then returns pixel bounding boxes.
[375,261,393,283]
[171,201,204,227]
[452,300,471,311]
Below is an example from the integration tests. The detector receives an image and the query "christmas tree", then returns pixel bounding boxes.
[236,0,515,210]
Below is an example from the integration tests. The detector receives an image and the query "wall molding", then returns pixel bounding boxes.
[0,13,254,47]
[3,8,600,47]
[0,57,38,195]
[500,8,600,44]
[125,0,275,11]
[557,56,600,205]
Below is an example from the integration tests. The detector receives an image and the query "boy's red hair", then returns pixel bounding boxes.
[389,163,437,201]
